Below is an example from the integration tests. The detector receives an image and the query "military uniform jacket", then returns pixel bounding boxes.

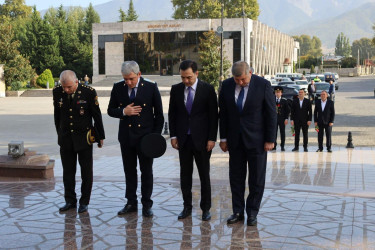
[53,84,105,151]
[107,77,164,148]
[276,97,289,123]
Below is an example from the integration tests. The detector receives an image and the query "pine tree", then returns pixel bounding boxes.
[119,7,127,22]
[82,3,100,44]
[19,7,64,76]
[126,0,138,21]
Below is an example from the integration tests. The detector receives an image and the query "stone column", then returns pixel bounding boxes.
[0,64,5,98]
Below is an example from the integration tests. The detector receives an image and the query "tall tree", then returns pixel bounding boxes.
[372,24,375,46]
[119,7,127,22]
[0,0,32,21]
[352,38,375,63]
[172,0,259,20]
[335,32,351,57]
[292,34,322,57]
[81,3,100,44]
[198,30,231,90]
[19,7,64,76]
[0,18,34,86]
[126,0,138,21]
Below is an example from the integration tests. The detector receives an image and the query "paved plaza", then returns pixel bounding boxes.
[0,76,375,249]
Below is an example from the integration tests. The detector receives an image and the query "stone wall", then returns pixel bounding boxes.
[0,64,5,98]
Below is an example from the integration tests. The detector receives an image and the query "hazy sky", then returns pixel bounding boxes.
[0,0,110,10]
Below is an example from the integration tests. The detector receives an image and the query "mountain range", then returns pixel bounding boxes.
[40,0,375,51]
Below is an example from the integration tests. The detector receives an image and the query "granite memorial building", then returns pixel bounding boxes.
[92,18,298,83]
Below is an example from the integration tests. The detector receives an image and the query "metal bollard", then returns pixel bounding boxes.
[46,81,49,89]
[163,122,169,135]
[346,131,354,148]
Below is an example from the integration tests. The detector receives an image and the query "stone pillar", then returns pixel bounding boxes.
[0,64,5,98]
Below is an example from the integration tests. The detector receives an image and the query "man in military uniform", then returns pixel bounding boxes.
[273,86,289,151]
[107,61,164,217]
[53,70,105,213]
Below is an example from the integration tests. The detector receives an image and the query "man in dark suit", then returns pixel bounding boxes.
[219,61,276,226]
[168,60,218,221]
[273,86,289,151]
[291,89,312,152]
[107,61,164,217]
[53,70,105,213]
[314,90,335,152]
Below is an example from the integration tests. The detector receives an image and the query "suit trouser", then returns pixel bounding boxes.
[275,120,286,148]
[120,143,153,208]
[318,123,332,150]
[294,122,309,148]
[228,138,267,217]
[178,135,212,211]
[60,142,93,205]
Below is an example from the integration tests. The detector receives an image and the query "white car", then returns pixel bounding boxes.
[295,80,308,92]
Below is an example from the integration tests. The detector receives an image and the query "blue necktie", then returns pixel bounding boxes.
[237,87,244,112]
[186,86,193,114]
[129,88,135,103]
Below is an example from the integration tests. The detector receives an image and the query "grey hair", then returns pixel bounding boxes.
[321,90,328,94]
[121,61,140,75]
[60,70,77,84]
[232,61,251,76]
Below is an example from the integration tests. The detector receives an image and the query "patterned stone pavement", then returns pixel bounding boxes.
[1,143,375,249]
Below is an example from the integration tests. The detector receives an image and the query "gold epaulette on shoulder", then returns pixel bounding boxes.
[53,84,62,90]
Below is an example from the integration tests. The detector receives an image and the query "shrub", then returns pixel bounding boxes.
[36,69,54,88]
[10,81,22,91]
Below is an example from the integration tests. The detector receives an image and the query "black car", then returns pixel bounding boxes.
[272,85,299,107]
[312,83,335,103]
[324,72,339,90]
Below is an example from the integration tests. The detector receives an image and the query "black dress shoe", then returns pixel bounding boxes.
[292,148,299,152]
[178,207,192,220]
[247,216,257,226]
[78,205,88,213]
[304,147,308,152]
[142,208,153,217]
[227,213,244,224]
[118,204,138,215]
[202,211,211,221]
[316,149,323,152]
[59,203,76,212]
[327,149,332,153]
[281,147,285,151]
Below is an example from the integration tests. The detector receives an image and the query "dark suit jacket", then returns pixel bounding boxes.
[219,75,277,151]
[168,80,218,151]
[107,77,164,148]
[53,84,105,151]
[314,99,335,125]
[291,98,312,124]
[276,97,289,123]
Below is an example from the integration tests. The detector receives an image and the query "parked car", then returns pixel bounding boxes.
[295,80,309,92]
[278,81,301,91]
[313,83,335,103]
[272,85,299,107]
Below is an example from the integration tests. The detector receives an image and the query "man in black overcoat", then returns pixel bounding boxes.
[168,60,218,221]
[291,89,312,152]
[107,61,164,217]
[314,90,335,152]
[219,61,276,226]
[273,86,289,151]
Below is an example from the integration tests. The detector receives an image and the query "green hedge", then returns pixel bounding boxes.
[36,69,54,88]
